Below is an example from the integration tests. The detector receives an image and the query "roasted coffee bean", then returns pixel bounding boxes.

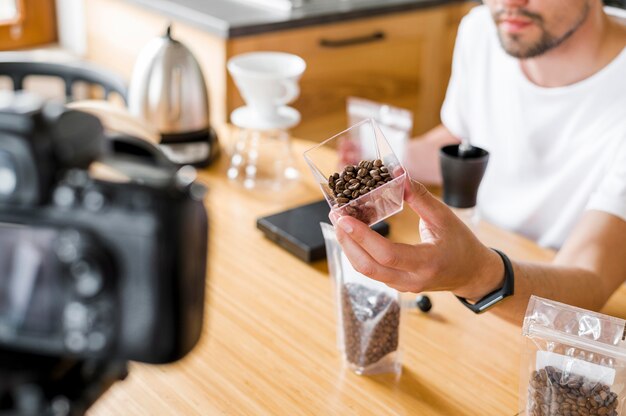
[528,368,621,416]
[341,282,400,368]
[328,159,400,221]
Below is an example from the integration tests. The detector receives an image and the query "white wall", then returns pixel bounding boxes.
[56,0,87,56]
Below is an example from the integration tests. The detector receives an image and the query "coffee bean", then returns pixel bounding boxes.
[336,197,349,205]
[341,282,400,369]
[328,159,397,222]
[528,368,621,416]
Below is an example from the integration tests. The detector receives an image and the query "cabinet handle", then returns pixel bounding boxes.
[319,31,385,48]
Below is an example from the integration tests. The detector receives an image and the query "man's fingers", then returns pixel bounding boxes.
[335,222,414,286]
[403,178,448,227]
[336,215,430,271]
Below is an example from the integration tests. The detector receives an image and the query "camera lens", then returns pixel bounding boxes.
[0,150,17,196]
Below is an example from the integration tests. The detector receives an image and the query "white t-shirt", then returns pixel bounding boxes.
[441,5,626,249]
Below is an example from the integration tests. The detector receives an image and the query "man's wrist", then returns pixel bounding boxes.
[454,248,505,302]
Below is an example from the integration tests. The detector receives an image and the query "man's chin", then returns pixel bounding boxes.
[498,33,543,59]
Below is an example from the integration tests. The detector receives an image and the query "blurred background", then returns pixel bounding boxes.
[0,0,624,143]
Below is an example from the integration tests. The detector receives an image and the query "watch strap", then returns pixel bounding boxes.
[456,248,515,314]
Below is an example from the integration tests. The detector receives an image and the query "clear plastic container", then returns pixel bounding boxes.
[303,118,406,227]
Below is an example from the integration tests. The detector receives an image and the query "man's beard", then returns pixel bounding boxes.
[493,4,590,59]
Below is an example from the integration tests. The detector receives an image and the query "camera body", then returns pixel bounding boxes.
[0,93,208,364]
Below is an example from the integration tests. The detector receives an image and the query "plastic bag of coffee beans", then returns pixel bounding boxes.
[342,97,413,166]
[521,296,626,416]
[321,223,403,376]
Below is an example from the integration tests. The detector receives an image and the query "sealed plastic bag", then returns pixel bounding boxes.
[521,296,626,416]
[321,223,403,375]
[339,97,413,167]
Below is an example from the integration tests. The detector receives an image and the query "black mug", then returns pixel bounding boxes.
[439,144,489,209]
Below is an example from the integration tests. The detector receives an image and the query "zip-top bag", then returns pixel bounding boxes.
[522,296,626,416]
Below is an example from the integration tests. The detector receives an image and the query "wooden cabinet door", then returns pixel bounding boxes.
[227,2,474,141]
[0,0,57,50]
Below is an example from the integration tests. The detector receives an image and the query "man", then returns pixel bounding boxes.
[334,0,626,324]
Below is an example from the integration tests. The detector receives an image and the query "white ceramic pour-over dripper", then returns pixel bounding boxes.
[227,52,306,123]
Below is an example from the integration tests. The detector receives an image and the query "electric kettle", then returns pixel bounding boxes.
[128,25,219,167]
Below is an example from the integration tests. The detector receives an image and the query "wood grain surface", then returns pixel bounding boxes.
[89,137,626,416]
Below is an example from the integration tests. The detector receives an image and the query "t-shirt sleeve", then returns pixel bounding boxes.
[440,12,473,140]
[586,139,626,222]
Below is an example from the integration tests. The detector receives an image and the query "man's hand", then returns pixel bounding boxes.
[333,178,505,301]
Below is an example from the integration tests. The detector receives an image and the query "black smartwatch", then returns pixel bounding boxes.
[456,248,515,314]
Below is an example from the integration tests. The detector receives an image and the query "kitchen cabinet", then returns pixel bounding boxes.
[84,0,475,141]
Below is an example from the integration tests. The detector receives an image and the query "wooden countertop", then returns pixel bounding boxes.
[89,138,626,415]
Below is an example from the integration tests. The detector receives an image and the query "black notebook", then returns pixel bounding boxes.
[256,200,390,263]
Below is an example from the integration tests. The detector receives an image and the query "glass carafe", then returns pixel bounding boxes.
[227,127,299,191]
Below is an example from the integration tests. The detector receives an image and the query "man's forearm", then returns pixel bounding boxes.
[488,211,626,325]
[406,125,460,185]
[489,261,607,325]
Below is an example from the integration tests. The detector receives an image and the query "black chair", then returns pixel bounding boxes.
[0,60,128,103]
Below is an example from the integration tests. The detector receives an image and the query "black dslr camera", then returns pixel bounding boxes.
[0,93,208,415]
